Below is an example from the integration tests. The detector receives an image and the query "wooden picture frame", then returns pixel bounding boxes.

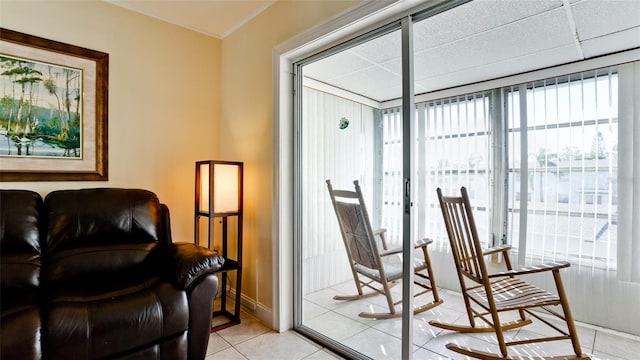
[0,28,108,181]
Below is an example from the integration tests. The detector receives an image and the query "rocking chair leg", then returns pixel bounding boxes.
[491,311,509,357]
[421,245,441,303]
[553,270,584,357]
[381,278,397,316]
[463,293,477,328]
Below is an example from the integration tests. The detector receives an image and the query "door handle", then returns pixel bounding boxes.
[404,178,410,214]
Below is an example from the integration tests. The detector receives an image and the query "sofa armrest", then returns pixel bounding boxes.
[161,242,225,289]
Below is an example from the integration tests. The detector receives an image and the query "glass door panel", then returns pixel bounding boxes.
[296,27,405,359]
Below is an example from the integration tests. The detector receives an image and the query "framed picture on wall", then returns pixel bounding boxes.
[0,28,108,181]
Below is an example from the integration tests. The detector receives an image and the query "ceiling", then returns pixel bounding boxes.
[304,0,640,102]
[107,0,640,102]
[106,0,276,39]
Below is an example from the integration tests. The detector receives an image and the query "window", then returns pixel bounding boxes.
[506,69,618,269]
[381,92,493,248]
[380,68,618,269]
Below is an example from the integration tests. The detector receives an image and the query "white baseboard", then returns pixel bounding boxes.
[225,289,273,329]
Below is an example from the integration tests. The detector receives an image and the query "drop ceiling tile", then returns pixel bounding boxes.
[571,0,640,40]
[379,58,402,76]
[413,0,563,51]
[304,51,374,81]
[350,31,402,64]
[330,67,401,102]
[367,85,403,103]
[416,44,581,93]
[581,27,640,58]
[414,6,576,81]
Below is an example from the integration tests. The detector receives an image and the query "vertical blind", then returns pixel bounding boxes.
[301,86,376,293]
[506,69,618,270]
[613,62,639,282]
[381,92,493,249]
[380,68,620,270]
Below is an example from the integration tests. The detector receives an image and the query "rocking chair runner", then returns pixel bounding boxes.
[433,187,588,360]
[326,179,442,319]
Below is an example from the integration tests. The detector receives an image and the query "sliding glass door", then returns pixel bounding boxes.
[294,24,410,359]
[288,0,638,356]
[292,3,494,358]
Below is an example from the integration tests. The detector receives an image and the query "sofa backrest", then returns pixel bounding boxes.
[0,190,43,290]
[43,188,165,285]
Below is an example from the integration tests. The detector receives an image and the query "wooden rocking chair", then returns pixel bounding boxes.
[325,179,442,319]
[432,187,589,359]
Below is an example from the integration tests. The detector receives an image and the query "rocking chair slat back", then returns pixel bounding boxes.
[437,188,485,284]
[333,200,379,269]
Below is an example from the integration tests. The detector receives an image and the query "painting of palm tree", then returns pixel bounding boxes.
[0,54,82,158]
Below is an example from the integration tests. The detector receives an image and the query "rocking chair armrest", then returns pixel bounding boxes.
[416,238,434,248]
[379,238,433,257]
[373,228,387,237]
[373,228,389,250]
[482,244,512,256]
[487,261,571,278]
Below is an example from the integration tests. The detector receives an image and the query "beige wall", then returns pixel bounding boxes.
[220,0,358,315]
[1,1,221,244]
[2,0,359,326]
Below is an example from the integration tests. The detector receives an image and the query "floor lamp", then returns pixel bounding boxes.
[195,160,243,331]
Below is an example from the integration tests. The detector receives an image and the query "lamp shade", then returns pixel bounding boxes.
[213,163,240,213]
[199,162,210,211]
[196,160,243,216]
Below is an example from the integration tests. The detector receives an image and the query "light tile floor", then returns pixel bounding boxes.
[205,285,640,360]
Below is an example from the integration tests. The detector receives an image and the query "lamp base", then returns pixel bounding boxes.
[211,309,240,332]
[210,270,241,332]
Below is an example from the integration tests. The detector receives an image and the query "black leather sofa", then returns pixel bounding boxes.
[0,188,224,360]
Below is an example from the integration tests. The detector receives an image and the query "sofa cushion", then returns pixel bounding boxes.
[0,190,42,289]
[45,277,188,359]
[44,188,163,285]
[0,295,41,360]
[109,333,187,360]
[1,190,43,359]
